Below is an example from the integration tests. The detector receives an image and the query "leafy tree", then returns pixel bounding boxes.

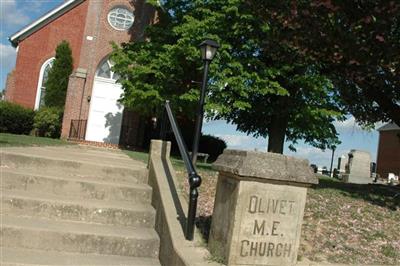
[263,0,400,127]
[112,0,345,153]
[44,40,73,108]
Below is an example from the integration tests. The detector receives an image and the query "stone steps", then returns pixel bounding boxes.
[14,146,137,161]
[1,146,143,168]
[1,247,161,266]
[0,146,160,265]
[1,152,148,185]
[1,215,160,258]
[1,170,152,203]
[1,190,155,227]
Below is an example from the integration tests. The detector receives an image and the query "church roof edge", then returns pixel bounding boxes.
[377,123,400,132]
[9,0,85,47]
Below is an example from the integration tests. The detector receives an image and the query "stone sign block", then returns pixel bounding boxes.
[209,150,317,266]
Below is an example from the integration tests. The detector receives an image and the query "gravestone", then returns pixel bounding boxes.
[342,150,372,184]
[337,155,347,176]
[209,150,318,266]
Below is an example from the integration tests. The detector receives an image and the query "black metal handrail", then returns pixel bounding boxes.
[160,100,202,241]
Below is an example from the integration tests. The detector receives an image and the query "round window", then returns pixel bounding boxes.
[107,7,134,31]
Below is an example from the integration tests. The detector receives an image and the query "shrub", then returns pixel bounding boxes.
[0,101,35,134]
[198,134,227,162]
[44,40,73,108]
[158,117,227,163]
[33,107,63,138]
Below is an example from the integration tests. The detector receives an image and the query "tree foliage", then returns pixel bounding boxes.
[262,0,400,126]
[111,0,352,153]
[44,40,73,108]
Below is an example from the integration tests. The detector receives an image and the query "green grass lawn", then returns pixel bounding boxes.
[123,150,150,164]
[123,149,213,172]
[0,133,72,147]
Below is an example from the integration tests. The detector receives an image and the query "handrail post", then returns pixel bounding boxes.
[163,101,202,241]
[186,172,201,240]
[186,188,198,240]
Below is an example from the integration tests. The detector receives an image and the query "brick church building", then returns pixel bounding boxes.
[5,0,156,147]
[376,123,400,178]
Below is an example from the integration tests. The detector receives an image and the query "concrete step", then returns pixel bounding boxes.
[1,215,160,258]
[1,247,161,265]
[1,146,145,168]
[1,170,152,204]
[1,152,148,185]
[2,190,155,227]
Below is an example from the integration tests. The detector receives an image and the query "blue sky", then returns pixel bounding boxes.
[0,0,381,168]
[203,118,379,168]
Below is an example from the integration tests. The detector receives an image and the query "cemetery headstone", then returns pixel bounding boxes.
[342,150,372,184]
[337,155,347,176]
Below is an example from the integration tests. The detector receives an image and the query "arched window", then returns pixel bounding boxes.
[35,57,55,109]
[95,58,120,81]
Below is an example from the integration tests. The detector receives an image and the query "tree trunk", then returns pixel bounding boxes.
[267,112,289,154]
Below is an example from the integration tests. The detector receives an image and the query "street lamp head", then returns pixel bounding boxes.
[199,39,220,61]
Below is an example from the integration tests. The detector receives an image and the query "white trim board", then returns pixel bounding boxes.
[34,57,55,110]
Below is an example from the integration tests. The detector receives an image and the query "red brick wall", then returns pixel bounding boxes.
[376,130,400,178]
[4,70,15,101]
[7,1,89,108]
[61,74,87,138]
[69,0,139,131]
[61,0,156,138]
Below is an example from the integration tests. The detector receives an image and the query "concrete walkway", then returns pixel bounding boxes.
[1,145,161,265]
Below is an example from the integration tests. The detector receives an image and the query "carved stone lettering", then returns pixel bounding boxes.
[233,183,305,265]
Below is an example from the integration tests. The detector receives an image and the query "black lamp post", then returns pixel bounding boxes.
[191,39,219,164]
[329,145,336,177]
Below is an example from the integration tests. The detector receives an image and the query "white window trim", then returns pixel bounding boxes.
[34,57,55,110]
[94,76,118,84]
[95,58,120,84]
[107,6,134,31]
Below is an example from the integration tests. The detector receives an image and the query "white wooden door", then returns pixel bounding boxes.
[85,78,124,144]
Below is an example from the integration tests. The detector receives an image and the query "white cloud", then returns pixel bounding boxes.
[334,116,386,133]
[289,146,321,157]
[0,43,17,88]
[215,134,252,147]
[334,116,363,132]
[0,0,30,27]
[214,133,268,152]
[0,43,17,69]
[287,146,350,168]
